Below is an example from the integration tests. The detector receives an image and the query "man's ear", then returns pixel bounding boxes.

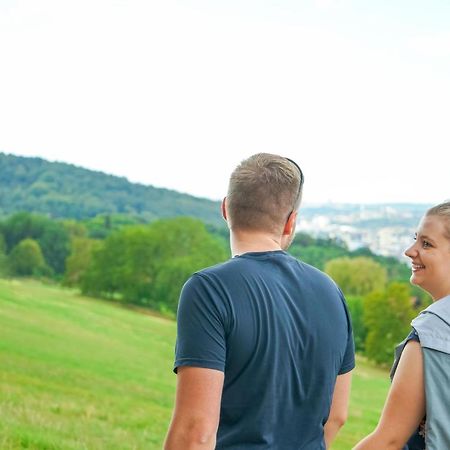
[221,197,228,221]
[283,211,298,236]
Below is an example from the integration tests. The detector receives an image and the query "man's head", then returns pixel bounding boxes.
[224,153,304,238]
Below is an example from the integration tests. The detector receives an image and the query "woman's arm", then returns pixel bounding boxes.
[353,340,425,449]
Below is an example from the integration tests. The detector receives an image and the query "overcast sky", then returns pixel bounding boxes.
[1,0,449,205]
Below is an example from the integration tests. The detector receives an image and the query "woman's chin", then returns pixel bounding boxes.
[410,274,421,287]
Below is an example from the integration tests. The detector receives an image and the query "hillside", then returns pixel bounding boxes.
[0,153,222,225]
[0,278,389,449]
[0,278,176,450]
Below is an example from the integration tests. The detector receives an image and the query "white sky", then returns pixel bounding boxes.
[0,0,449,205]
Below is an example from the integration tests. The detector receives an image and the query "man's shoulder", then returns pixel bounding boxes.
[194,258,235,277]
[182,259,235,290]
[196,253,335,279]
[186,253,341,297]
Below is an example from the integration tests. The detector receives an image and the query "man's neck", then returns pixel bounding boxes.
[230,230,283,257]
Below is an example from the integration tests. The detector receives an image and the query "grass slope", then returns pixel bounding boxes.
[0,279,390,449]
[0,279,176,449]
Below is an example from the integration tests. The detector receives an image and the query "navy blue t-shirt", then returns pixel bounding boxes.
[174,250,355,449]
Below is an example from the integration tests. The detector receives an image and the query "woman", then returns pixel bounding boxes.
[354,201,450,450]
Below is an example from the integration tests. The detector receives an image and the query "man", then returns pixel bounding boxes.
[164,153,354,449]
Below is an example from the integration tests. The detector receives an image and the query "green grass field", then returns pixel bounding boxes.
[0,279,390,449]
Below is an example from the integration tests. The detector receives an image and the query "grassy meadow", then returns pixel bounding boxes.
[0,279,390,449]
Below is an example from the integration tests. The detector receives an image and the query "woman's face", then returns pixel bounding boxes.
[404,214,450,300]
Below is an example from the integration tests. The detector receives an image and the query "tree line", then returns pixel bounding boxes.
[0,153,222,226]
[0,211,428,365]
[0,212,228,317]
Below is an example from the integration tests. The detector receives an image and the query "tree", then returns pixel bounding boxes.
[148,218,228,312]
[324,256,387,296]
[64,237,101,286]
[152,256,201,316]
[80,217,228,312]
[80,230,130,298]
[363,282,416,365]
[0,233,8,276]
[346,296,367,353]
[1,212,45,251]
[1,212,70,276]
[289,234,348,270]
[8,239,49,276]
[38,220,71,275]
[62,220,88,239]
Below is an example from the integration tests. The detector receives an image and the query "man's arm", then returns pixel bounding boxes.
[164,367,224,450]
[324,371,353,448]
[353,341,425,449]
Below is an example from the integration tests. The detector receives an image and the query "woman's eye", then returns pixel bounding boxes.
[423,240,431,248]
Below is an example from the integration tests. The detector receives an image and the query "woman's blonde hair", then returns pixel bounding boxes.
[226,153,303,233]
[426,201,450,240]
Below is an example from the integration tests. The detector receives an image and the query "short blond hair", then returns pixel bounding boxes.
[426,201,450,240]
[226,153,303,233]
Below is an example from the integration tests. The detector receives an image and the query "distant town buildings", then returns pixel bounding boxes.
[297,203,430,262]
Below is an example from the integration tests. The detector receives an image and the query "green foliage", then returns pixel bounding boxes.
[324,257,387,296]
[83,214,146,239]
[152,254,216,316]
[80,230,130,299]
[64,237,101,287]
[292,232,319,247]
[363,282,416,365]
[82,217,228,312]
[0,233,8,276]
[411,284,433,308]
[346,296,367,353]
[289,234,348,270]
[8,239,49,276]
[62,219,88,238]
[353,249,411,283]
[1,211,44,250]
[0,153,222,226]
[1,212,70,275]
[290,234,411,288]
[205,223,229,249]
[38,221,71,275]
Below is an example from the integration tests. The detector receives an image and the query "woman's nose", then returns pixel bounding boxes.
[404,243,417,258]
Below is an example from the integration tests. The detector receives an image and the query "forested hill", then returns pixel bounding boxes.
[0,153,222,225]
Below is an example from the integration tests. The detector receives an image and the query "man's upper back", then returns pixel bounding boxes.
[175,250,354,449]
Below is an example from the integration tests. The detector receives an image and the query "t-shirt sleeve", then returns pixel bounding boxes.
[338,290,356,375]
[407,328,420,343]
[174,273,226,373]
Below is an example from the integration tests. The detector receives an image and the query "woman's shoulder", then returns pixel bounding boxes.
[412,305,450,355]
